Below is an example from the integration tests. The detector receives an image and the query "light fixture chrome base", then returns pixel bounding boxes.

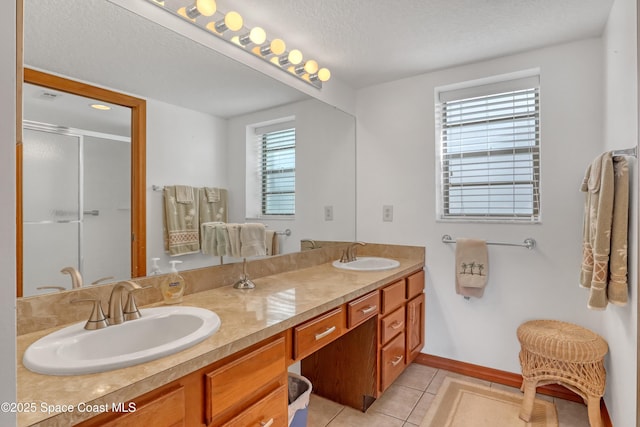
[233,258,255,289]
[233,277,256,289]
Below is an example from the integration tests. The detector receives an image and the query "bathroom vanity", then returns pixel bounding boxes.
[16,244,424,426]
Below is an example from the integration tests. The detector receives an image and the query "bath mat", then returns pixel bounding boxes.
[420,377,558,427]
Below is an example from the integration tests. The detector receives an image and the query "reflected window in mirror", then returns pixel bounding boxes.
[246,118,296,218]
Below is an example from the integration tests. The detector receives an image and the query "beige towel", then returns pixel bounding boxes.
[455,238,489,298]
[580,153,629,309]
[240,223,267,257]
[226,223,242,258]
[199,187,228,229]
[201,222,224,256]
[163,186,200,256]
[216,224,230,256]
[175,185,194,203]
[264,230,280,256]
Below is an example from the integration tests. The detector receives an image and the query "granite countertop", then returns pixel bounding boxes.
[17,258,424,426]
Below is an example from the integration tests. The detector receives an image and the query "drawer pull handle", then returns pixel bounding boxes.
[315,326,337,340]
[391,355,404,366]
[260,418,274,427]
[390,321,404,330]
[360,305,378,314]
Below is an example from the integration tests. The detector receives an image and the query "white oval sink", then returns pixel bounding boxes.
[23,306,221,376]
[332,257,400,271]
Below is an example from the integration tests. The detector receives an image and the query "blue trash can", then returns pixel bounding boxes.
[288,373,312,427]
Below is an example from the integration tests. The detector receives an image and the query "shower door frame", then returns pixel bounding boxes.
[22,121,132,291]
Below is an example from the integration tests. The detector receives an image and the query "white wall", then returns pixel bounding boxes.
[0,1,17,425]
[146,99,228,273]
[601,0,638,425]
[227,99,356,255]
[356,38,607,370]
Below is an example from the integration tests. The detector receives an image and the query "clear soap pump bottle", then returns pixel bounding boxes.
[149,257,162,276]
[161,260,185,304]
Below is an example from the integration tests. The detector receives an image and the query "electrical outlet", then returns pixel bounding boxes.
[324,205,334,221]
[383,205,393,222]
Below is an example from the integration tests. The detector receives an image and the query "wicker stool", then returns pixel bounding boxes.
[517,320,608,427]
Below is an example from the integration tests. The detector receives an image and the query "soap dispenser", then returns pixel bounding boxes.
[149,257,162,276]
[161,260,185,304]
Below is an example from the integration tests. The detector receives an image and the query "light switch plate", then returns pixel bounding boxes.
[324,205,334,221]
[383,205,393,222]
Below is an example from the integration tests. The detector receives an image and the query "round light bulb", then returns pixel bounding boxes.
[249,27,266,45]
[270,39,286,56]
[196,0,216,16]
[317,68,331,82]
[177,7,191,19]
[288,49,303,65]
[224,11,243,31]
[304,60,318,74]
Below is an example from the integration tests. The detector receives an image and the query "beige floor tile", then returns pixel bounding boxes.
[308,364,590,427]
[308,394,344,427]
[394,363,438,391]
[368,384,423,420]
[406,390,435,425]
[327,406,405,427]
[554,397,590,427]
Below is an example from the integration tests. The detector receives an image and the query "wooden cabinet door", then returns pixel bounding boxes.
[406,293,425,363]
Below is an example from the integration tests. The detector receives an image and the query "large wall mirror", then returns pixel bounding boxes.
[20,0,356,297]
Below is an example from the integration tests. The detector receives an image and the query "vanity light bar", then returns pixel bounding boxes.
[146,0,330,89]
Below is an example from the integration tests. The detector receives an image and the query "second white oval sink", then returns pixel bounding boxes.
[23,306,221,376]
[333,257,400,271]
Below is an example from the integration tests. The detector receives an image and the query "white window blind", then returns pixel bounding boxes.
[258,127,296,215]
[437,79,540,221]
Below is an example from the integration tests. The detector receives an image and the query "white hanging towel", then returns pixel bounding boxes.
[455,238,489,298]
[240,223,267,257]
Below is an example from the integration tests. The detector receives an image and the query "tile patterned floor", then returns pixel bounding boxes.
[306,363,591,426]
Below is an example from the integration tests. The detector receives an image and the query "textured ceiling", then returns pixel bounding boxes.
[23,0,614,118]
[230,0,614,89]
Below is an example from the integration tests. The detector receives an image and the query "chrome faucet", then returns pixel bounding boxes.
[60,266,83,289]
[301,239,317,250]
[108,281,142,325]
[340,241,366,263]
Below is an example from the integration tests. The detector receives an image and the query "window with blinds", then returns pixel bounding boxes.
[437,77,540,222]
[259,127,296,215]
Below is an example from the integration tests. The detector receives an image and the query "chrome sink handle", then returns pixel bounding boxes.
[71,299,108,330]
[122,286,151,321]
[108,281,142,325]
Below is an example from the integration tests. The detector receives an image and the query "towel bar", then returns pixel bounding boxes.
[442,234,536,250]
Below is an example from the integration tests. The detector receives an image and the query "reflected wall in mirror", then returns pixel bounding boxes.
[21,0,356,298]
[18,69,146,297]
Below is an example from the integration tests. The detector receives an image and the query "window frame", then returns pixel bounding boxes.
[259,127,296,216]
[436,74,541,223]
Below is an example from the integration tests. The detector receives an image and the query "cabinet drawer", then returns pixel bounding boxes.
[380,306,405,345]
[347,291,380,329]
[294,307,345,360]
[406,270,424,300]
[222,384,288,427]
[380,332,406,392]
[95,386,186,427]
[206,337,286,423]
[380,280,406,315]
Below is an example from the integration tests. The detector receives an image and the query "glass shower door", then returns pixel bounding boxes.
[22,127,82,295]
